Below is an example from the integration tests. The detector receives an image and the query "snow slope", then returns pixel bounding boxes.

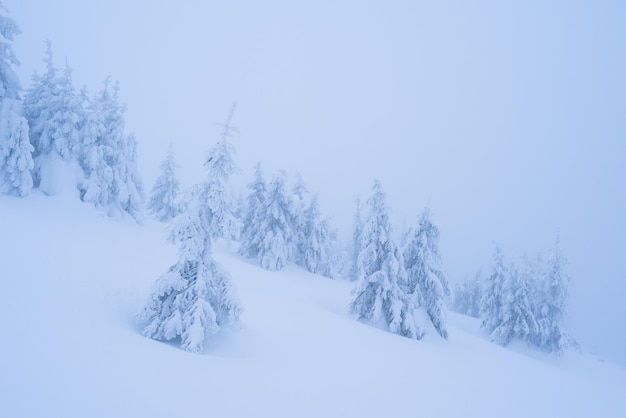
[1,195,624,418]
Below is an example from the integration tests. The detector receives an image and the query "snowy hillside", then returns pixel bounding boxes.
[1,195,625,418]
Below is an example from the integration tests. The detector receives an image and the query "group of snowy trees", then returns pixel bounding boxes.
[146,149,339,279]
[349,181,450,340]
[453,239,574,353]
[140,102,344,351]
[238,168,337,277]
[140,166,452,352]
[0,8,143,220]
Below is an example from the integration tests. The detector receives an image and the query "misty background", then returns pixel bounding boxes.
[6,0,625,362]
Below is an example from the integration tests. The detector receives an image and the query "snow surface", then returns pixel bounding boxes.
[1,195,624,418]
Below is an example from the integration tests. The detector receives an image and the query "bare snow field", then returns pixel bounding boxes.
[1,194,624,418]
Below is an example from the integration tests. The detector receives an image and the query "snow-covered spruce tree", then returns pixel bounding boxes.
[403,207,450,338]
[290,172,309,265]
[147,145,181,222]
[121,133,144,219]
[0,2,21,101]
[286,174,338,277]
[138,107,242,353]
[329,240,350,280]
[452,271,483,318]
[231,187,246,229]
[0,4,33,196]
[300,195,336,278]
[489,262,538,346]
[480,245,507,334]
[24,42,59,160]
[349,196,364,281]
[520,252,545,331]
[79,79,144,221]
[0,98,32,196]
[532,236,574,353]
[349,180,423,339]
[78,89,109,204]
[238,162,268,259]
[257,170,296,270]
[24,43,84,194]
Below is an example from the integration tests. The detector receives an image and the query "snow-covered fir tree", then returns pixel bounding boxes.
[532,236,574,353]
[238,162,268,259]
[79,79,143,221]
[489,262,538,346]
[0,98,32,196]
[0,3,21,101]
[330,239,350,280]
[200,105,241,242]
[349,196,363,281]
[452,271,483,318]
[120,132,144,219]
[24,43,84,194]
[290,172,310,266]
[24,42,60,159]
[0,4,33,196]
[300,195,336,278]
[481,245,507,334]
[138,108,242,353]
[349,180,423,339]
[257,170,296,271]
[231,188,245,226]
[520,252,545,327]
[403,207,450,338]
[147,145,180,222]
[78,86,108,201]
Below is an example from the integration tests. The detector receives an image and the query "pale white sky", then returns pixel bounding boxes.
[6,0,626,362]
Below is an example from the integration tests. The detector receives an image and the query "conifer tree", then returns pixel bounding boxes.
[350,180,423,339]
[533,236,574,353]
[0,4,33,196]
[147,145,181,222]
[300,195,335,277]
[0,3,22,101]
[120,133,144,219]
[489,263,538,346]
[138,106,242,353]
[452,271,483,318]
[403,207,450,338]
[349,196,363,281]
[257,170,295,271]
[290,172,310,266]
[481,245,507,334]
[238,162,268,259]
[24,41,59,159]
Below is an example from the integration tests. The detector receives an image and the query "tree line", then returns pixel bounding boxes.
[0,9,143,220]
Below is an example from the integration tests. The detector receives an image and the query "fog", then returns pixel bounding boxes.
[7,0,625,362]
